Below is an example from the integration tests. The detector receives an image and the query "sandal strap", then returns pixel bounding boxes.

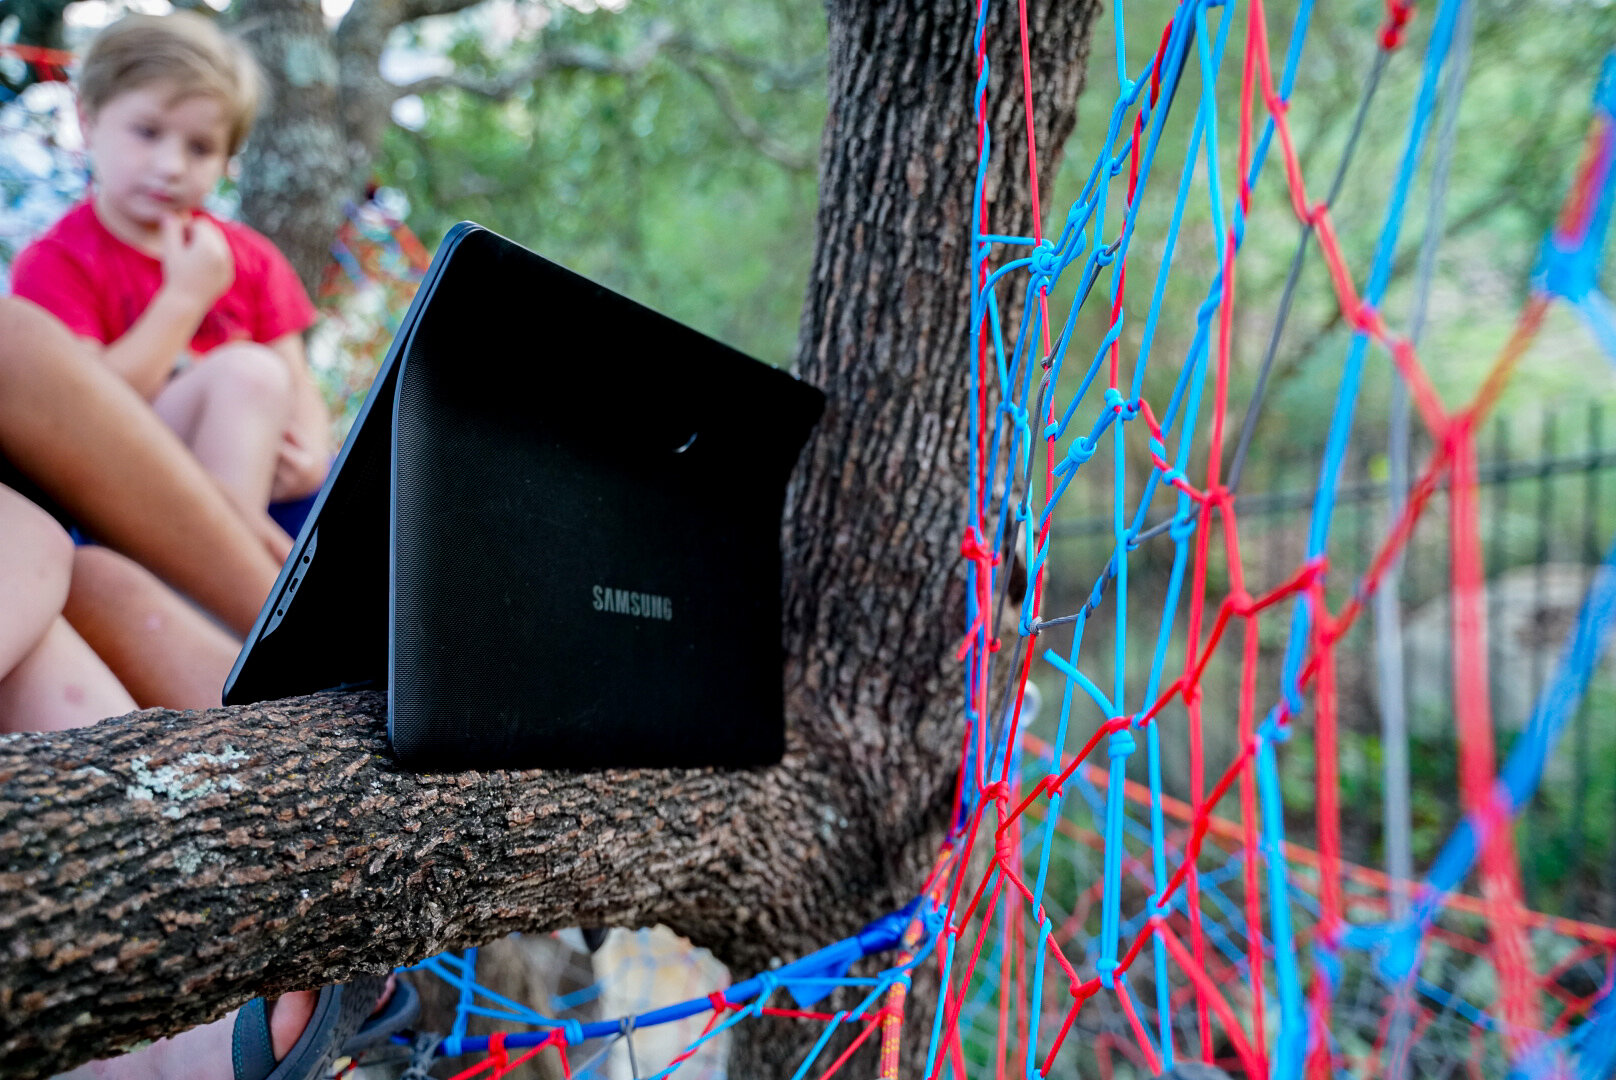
[342,977,421,1056]
[231,997,278,1080]
[232,976,389,1080]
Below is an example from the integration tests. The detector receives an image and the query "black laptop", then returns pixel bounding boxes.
[223,223,824,770]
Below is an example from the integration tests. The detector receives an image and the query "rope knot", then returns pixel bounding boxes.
[960,527,997,565]
[707,991,730,1014]
[488,1031,509,1069]
[1379,0,1415,50]
[1107,727,1137,760]
[1271,711,1295,742]
[1065,436,1096,467]
[1030,239,1061,277]
[1065,202,1089,234]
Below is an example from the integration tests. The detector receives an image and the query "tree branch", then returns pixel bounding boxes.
[395,22,678,100]
[399,0,488,25]
[668,36,823,92]
[393,23,817,172]
[671,55,816,172]
[3,2,1103,1076]
[0,690,864,1080]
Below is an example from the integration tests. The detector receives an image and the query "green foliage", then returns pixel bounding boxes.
[1043,0,1616,502]
[374,0,826,367]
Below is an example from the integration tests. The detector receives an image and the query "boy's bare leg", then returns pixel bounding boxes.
[154,342,294,529]
[0,486,71,676]
[0,299,282,636]
[0,617,138,733]
[64,547,241,711]
[0,487,134,732]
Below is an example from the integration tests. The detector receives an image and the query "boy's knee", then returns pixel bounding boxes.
[0,487,76,605]
[204,342,293,406]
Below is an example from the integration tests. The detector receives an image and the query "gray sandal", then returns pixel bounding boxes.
[232,976,418,1080]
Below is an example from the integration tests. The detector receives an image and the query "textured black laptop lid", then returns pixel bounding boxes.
[388,228,820,769]
[225,224,823,771]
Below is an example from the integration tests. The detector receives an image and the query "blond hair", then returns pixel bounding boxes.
[79,12,262,155]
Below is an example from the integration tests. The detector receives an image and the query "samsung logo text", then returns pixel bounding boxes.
[592,586,674,621]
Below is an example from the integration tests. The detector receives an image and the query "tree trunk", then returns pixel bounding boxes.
[233,0,358,291]
[234,0,464,290]
[0,1,1096,1076]
[734,0,1097,1070]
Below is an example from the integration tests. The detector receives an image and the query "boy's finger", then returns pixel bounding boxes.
[159,212,184,250]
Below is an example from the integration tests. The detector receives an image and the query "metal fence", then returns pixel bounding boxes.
[1039,400,1616,924]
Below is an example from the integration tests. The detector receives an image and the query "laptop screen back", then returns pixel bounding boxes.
[223,223,822,770]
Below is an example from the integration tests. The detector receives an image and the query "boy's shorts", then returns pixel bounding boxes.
[269,493,316,538]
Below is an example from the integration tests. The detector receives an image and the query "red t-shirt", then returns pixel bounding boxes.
[10,200,316,353]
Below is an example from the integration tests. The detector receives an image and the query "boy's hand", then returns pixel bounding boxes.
[271,427,328,503]
[160,213,235,310]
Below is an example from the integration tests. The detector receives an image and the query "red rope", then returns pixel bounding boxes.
[0,41,73,80]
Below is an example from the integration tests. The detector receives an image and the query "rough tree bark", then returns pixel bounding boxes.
[0,1,1095,1076]
[234,0,359,291]
[732,0,1096,1069]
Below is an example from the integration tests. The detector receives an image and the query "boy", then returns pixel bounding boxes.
[10,12,330,542]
